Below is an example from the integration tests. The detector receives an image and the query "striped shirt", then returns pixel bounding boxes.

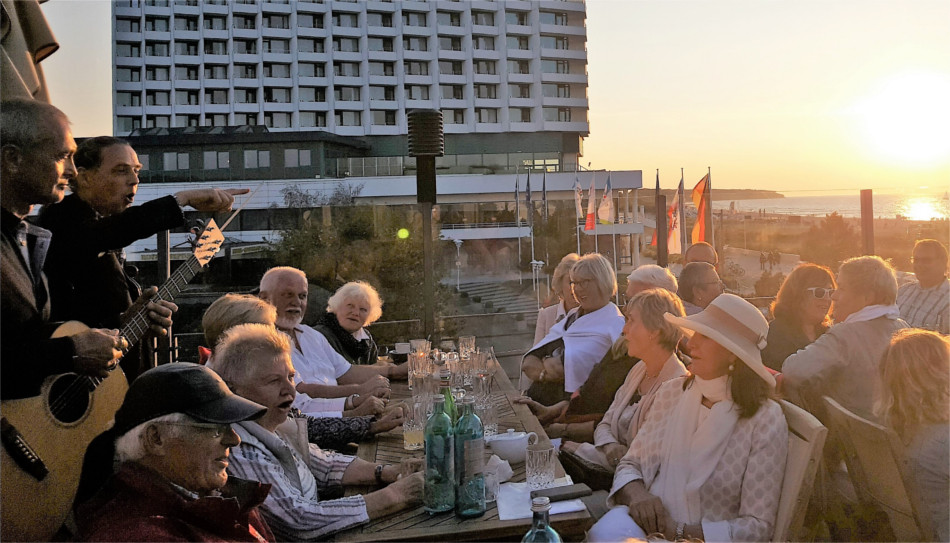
[229,420,369,541]
[897,278,949,334]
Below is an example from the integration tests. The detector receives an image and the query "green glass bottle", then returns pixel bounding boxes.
[521,497,562,543]
[438,367,458,424]
[423,395,455,514]
[454,396,486,518]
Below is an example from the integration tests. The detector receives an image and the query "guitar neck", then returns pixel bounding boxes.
[120,256,204,346]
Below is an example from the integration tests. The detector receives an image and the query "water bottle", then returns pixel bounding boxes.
[423,395,455,514]
[521,497,562,543]
[454,396,486,518]
[438,367,458,424]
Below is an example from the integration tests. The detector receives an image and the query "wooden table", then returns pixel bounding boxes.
[334,357,592,542]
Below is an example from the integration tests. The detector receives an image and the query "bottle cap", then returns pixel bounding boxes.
[531,496,551,512]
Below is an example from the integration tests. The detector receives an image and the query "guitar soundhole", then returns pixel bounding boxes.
[46,375,91,424]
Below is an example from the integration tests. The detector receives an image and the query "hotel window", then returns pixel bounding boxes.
[472,11,495,26]
[474,60,496,75]
[203,40,227,55]
[144,17,169,31]
[439,36,461,51]
[539,11,568,25]
[204,65,227,79]
[509,83,531,98]
[369,85,395,101]
[235,64,257,78]
[116,92,141,107]
[402,11,427,27]
[116,68,141,82]
[234,39,257,54]
[507,36,529,50]
[298,62,325,77]
[264,15,289,29]
[368,37,394,52]
[145,67,169,81]
[298,38,323,53]
[264,38,290,54]
[174,17,198,31]
[475,108,498,123]
[234,15,256,29]
[438,60,462,75]
[405,60,429,75]
[367,12,393,27]
[116,18,141,32]
[333,62,360,77]
[204,114,227,127]
[444,109,464,124]
[334,86,361,101]
[333,37,360,53]
[204,15,226,30]
[473,36,494,50]
[299,111,327,127]
[234,113,258,126]
[234,89,257,103]
[175,66,199,80]
[145,41,169,56]
[371,110,397,126]
[511,107,532,122]
[369,61,394,76]
[116,43,141,57]
[285,149,312,168]
[264,112,291,128]
[436,11,461,26]
[542,83,571,98]
[263,87,291,103]
[146,90,170,106]
[244,150,271,169]
[263,63,291,78]
[117,117,141,133]
[505,11,528,25]
[474,84,496,99]
[163,152,189,170]
[440,84,463,99]
[541,35,569,49]
[299,87,326,102]
[203,89,228,104]
[541,60,569,74]
[507,60,530,74]
[175,90,199,105]
[139,155,149,170]
[203,151,231,170]
[405,84,429,100]
[298,14,323,29]
[335,110,362,126]
[332,12,358,27]
[175,114,199,127]
[543,107,571,122]
[403,36,428,52]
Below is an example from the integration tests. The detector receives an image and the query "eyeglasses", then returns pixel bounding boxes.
[157,421,232,439]
[806,287,835,300]
[570,278,593,288]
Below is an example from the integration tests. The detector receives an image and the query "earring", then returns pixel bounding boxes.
[728,363,735,372]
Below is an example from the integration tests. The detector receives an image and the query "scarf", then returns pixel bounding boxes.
[650,376,740,525]
[605,354,687,444]
[841,304,901,325]
[317,311,370,362]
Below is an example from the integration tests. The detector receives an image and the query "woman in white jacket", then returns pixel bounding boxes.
[533,253,580,345]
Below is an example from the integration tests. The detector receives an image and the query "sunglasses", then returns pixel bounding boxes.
[806,287,835,300]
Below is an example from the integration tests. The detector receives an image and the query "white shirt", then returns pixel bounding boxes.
[290,325,351,417]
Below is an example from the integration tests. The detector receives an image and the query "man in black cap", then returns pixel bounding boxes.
[75,362,275,542]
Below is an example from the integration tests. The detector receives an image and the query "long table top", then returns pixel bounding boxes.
[333,357,591,542]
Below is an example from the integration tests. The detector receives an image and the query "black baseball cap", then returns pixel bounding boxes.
[113,362,266,436]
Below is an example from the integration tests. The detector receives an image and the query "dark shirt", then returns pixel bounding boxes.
[0,208,74,399]
[564,345,639,419]
[762,315,827,371]
[311,311,378,365]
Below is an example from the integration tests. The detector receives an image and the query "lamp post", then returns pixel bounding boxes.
[453,238,463,291]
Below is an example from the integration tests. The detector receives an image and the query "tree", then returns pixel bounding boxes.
[800,212,860,269]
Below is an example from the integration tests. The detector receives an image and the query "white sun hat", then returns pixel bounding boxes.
[663,293,774,388]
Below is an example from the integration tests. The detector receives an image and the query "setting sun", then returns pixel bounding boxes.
[851,72,950,165]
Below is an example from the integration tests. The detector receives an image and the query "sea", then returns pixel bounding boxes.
[714,192,950,220]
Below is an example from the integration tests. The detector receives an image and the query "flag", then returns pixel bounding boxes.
[584,175,596,231]
[573,175,584,218]
[691,174,709,243]
[514,171,520,224]
[525,170,531,206]
[668,185,682,254]
[597,173,614,224]
[542,170,548,223]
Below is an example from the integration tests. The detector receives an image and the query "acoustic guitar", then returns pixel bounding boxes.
[0,220,224,541]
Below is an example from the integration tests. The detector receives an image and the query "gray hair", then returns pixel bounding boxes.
[627,265,678,294]
[327,281,383,325]
[838,255,898,306]
[678,262,717,304]
[259,266,307,295]
[624,288,686,351]
[570,253,618,299]
[0,99,69,149]
[207,323,292,389]
[114,412,189,463]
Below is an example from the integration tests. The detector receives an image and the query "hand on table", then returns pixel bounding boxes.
[512,397,565,425]
[359,374,391,395]
[597,443,628,469]
[369,409,403,434]
[350,395,386,417]
[388,472,424,506]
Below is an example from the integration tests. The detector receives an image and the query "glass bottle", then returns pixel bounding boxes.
[521,497,562,543]
[454,396,486,518]
[423,395,455,514]
[438,367,458,424]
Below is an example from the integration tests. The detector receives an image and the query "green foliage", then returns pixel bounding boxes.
[800,212,860,269]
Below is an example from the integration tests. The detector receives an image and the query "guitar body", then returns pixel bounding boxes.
[0,321,129,542]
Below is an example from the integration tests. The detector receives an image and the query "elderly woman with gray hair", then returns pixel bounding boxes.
[534,253,581,345]
[314,281,385,365]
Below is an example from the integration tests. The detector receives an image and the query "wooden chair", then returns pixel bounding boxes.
[822,396,934,541]
[772,400,828,542]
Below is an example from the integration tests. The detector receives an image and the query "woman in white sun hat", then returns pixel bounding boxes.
[588,294,789,543]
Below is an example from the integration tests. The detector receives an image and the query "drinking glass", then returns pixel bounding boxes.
[458,335,476,357]
[403,401,425,451]
[475,400,497,438]
[473,372,492,405]
[483,471,499,503]
[410,339,430,354]
[439,339,457,353]
[526,443,556,489]
[408,352,428,385]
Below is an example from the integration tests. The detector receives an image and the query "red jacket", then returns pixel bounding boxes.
[77,462,274,542]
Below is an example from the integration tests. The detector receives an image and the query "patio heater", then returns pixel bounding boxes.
[408,109,443,338]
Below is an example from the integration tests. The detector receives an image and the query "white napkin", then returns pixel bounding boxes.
[485,454,514,483]
[495,476,586,521]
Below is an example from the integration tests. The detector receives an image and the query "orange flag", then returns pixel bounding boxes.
[691,174,709,243]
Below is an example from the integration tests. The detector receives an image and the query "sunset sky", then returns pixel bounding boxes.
[41,0,950,194]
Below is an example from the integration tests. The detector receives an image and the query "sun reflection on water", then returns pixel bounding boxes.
[897,197,949,221]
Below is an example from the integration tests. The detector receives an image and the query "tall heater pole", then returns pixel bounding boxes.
[408,110,443,339]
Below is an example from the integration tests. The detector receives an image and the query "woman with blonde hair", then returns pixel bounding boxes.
[314,281,384,365]
[878,328,949,541]
[534,253,581,345]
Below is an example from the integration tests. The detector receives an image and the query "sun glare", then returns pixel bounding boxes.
[897,197,949,221]
[852,72,950,165]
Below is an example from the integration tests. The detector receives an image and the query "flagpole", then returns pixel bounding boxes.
[592,172,599,254]
[679,168,687,253]
[611,173,619,304]
[705,166,714,249]
[516,168,522,284]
